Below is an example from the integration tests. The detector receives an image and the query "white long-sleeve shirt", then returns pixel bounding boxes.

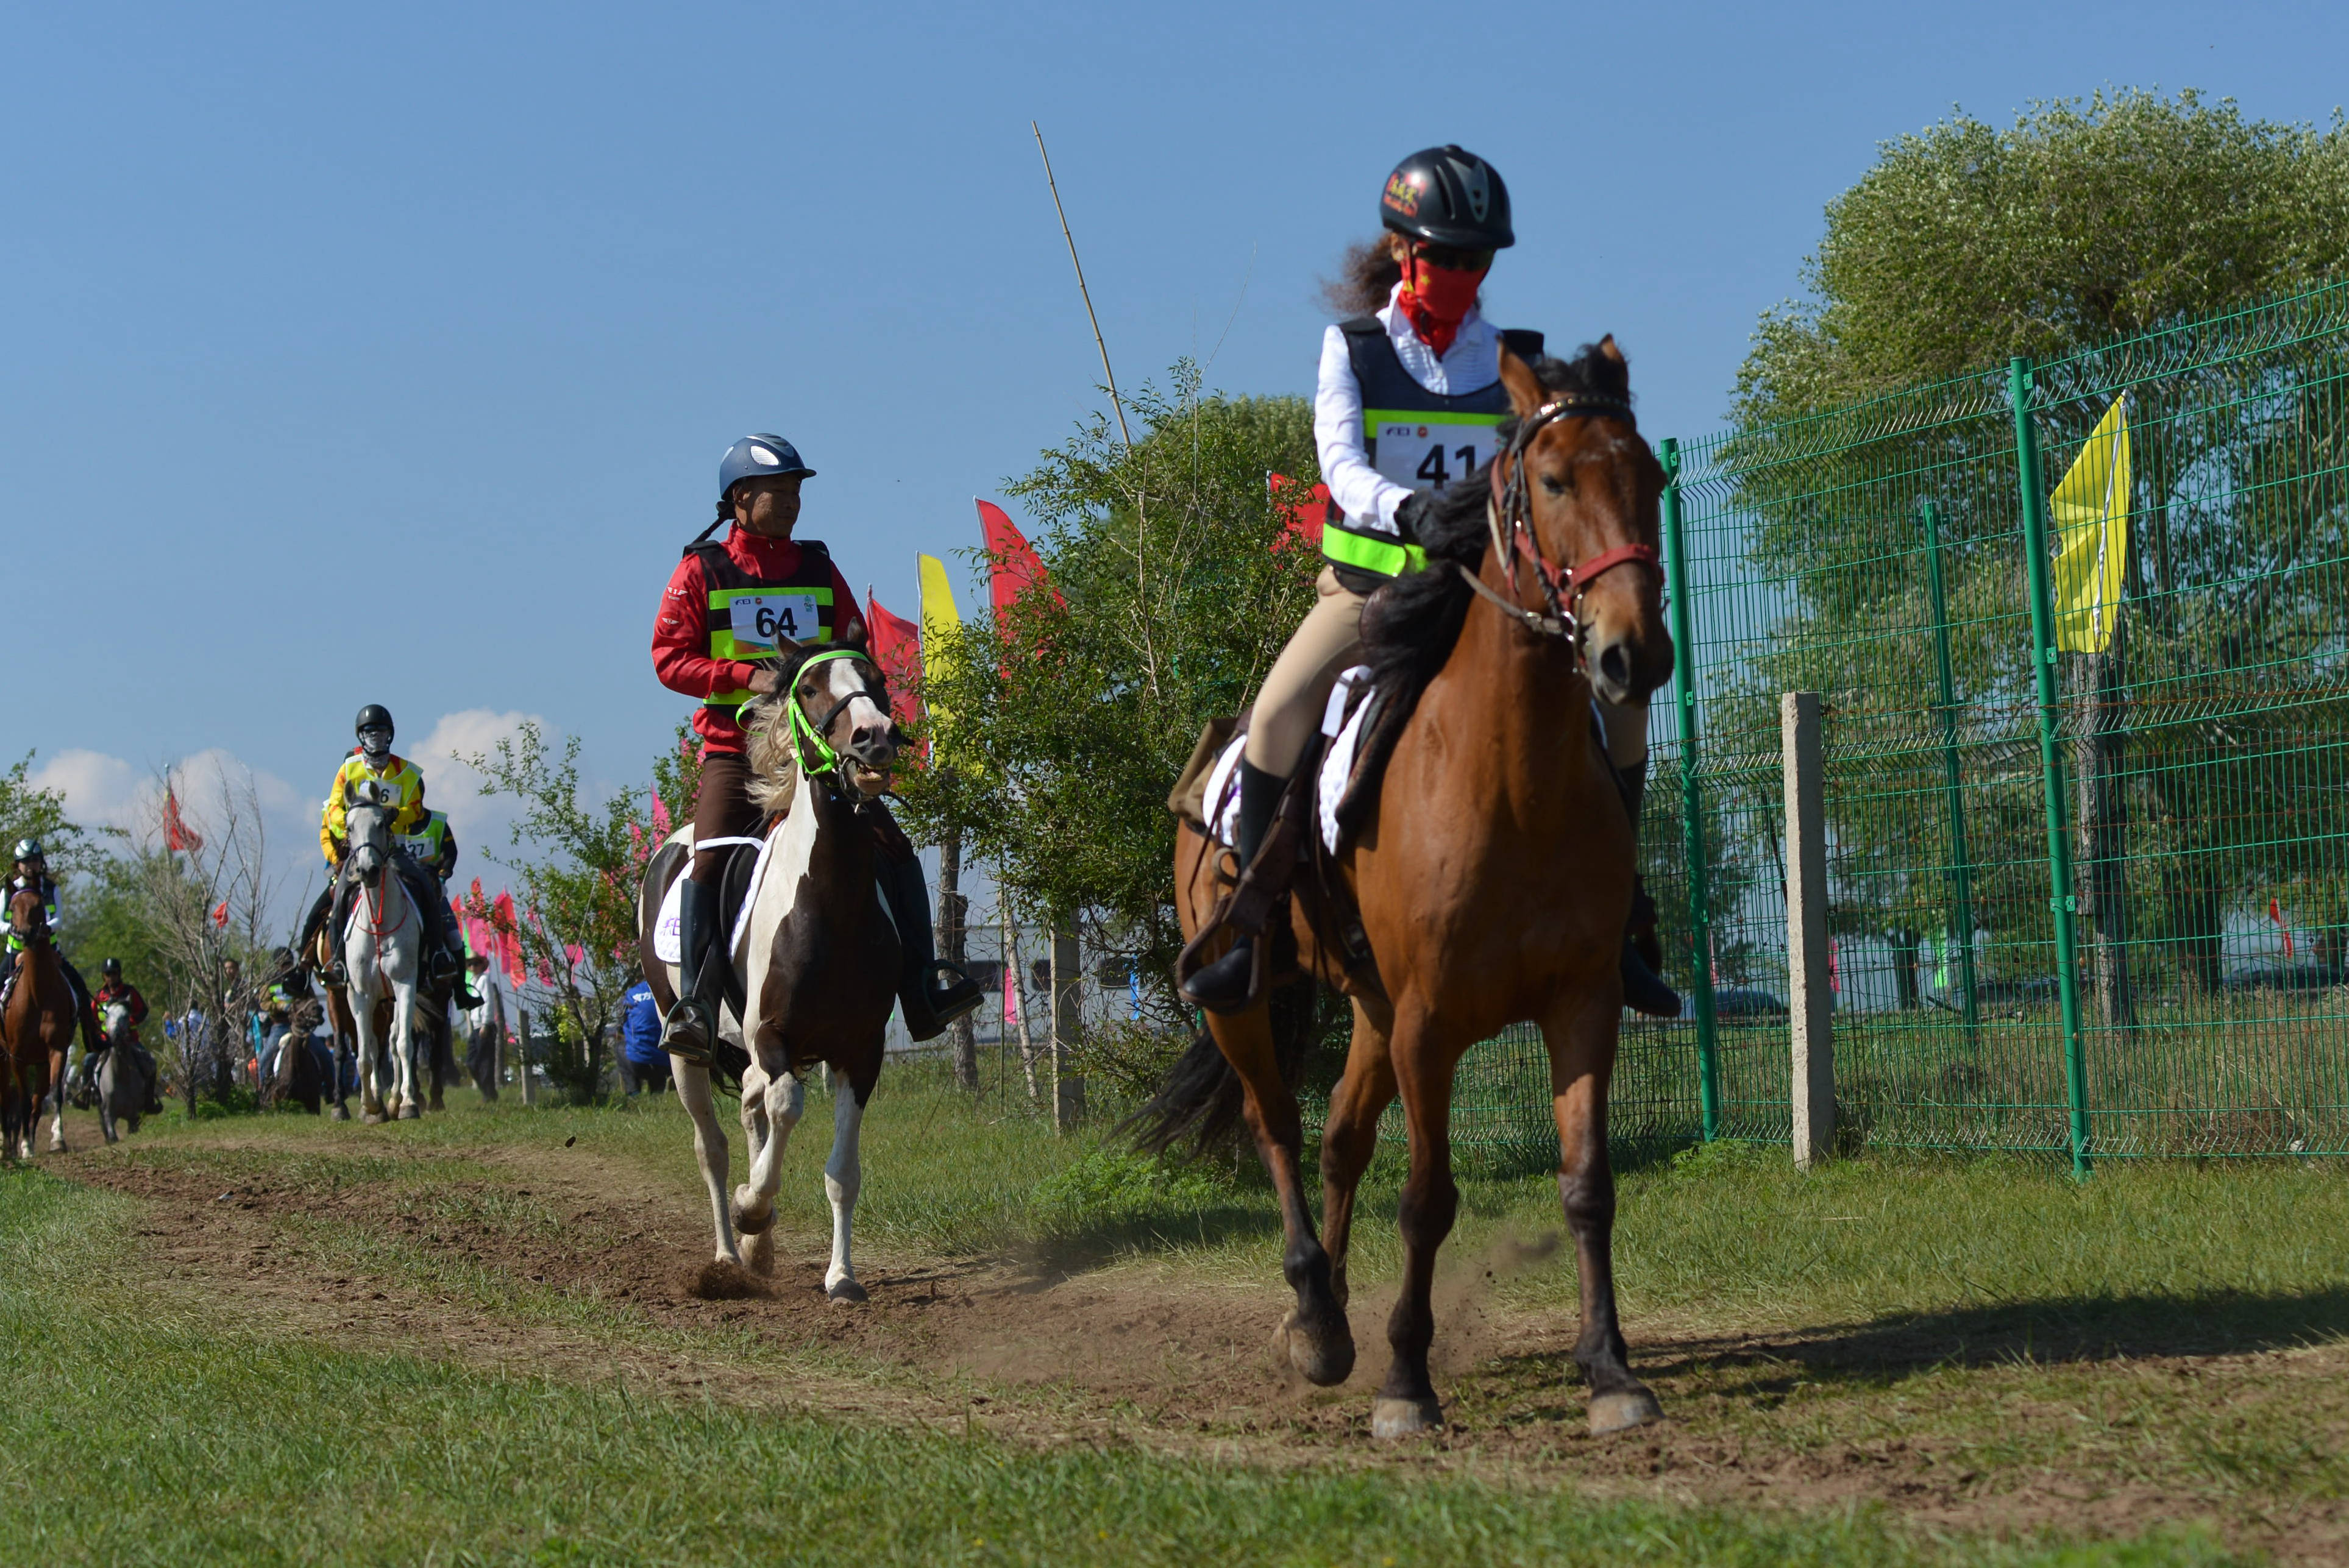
[1313,284,1503,538]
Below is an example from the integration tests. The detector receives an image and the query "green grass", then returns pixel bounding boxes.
[0,1169,2233,1567]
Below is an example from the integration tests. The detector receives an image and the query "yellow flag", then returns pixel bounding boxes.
[2049,395,2130,653]
[917,553,962,704]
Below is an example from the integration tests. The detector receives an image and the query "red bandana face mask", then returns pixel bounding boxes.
[1396,252,1488,358]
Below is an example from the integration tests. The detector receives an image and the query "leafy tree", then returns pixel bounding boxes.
[0,752,98,874]
[895,364,1321,1019]
[460,724,696,1104]
[1724,90,2349,1016]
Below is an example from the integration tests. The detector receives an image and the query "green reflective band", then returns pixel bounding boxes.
[1321,525,1429,579]
[707,584,836,663]
[1362,408,1506,430]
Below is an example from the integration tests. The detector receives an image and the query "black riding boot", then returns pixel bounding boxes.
[322,876,355,987]
[659,878,719,1065]
[1617,758,1682,1020]
[1185,758,1285,1015]
[879,856,983,1043]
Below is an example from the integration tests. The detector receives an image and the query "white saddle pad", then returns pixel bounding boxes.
[1204,665,1375,857]
[649,830,774,965]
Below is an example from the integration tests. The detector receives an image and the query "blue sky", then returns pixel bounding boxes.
[4,0,2343,917]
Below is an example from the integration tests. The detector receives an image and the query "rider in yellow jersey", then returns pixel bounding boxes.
[299,704,477,1006]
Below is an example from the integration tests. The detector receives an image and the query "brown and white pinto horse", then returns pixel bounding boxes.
[1153,339,1676,1438]
[2,889,79,1158]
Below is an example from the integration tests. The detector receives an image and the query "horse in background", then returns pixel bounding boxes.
[638,640,903,1296]
[94,1000,155,1143]
[1146,341,1676,1438]
[337,781,428,1121]
[2,889,76,1158]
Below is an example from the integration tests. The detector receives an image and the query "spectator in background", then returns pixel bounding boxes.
[620,973,667,1094]
[464,954,504,1103]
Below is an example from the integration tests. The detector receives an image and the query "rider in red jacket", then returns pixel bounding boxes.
[650,433,981,1062]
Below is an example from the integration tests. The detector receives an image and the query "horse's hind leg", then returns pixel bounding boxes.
[676,1058,742,1266]
[1209,1004,1351,1387]
[1546,993,1660,1435]
[1373,1004,1461,1439]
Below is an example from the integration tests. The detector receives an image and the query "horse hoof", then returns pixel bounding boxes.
[1588,1387,1664,1436]
[362,1110,388,1126]
[1276,1308,1356,1388]
[1370,1395,1444,1439]
[730,1189,776,1235]
[398,1104,421,1121]
[826,1277,867,1304]
[332,1104,351,1121]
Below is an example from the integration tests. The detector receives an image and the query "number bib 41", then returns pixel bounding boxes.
[1368,410,1505,495]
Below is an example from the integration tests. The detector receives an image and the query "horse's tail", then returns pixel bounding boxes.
[1123,978,1324,1158]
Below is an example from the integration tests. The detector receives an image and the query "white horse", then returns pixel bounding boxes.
[93,1001,153,1144]
[339,782,427,1123]
[639,644,902,1296]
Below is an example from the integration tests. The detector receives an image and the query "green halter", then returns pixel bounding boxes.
[785,648,873,778]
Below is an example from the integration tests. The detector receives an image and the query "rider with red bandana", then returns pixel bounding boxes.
[1181,146,1677,1019]
[650,433,983,1060]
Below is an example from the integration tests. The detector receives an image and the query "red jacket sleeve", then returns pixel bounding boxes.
[827,560,867,645]
[652,552,760,700]
[127,987,149,1026]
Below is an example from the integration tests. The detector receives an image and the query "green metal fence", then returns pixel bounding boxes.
[1637,280,2349,1165]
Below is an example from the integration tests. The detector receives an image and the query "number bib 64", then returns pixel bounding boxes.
[730,592,821,654]
[1368,411,1504,495]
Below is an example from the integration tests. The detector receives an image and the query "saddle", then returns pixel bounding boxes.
[1168,669,1412,1009]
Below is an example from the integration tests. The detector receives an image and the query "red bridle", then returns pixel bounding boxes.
[1465,394,1660,647]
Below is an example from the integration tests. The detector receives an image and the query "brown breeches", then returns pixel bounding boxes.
[690,751,762,882]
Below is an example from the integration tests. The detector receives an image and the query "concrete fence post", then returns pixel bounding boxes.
[519,1007,537,1107]
[1782,692,1834,1168]
[1050,924,1085,1133]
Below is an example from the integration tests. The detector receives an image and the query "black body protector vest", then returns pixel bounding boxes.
[1322,317,1544,593]
[688,536,840,722]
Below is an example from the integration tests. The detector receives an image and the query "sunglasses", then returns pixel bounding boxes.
[1412,242,1496,273]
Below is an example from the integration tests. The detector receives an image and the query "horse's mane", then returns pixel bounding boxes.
[739,639,888,818]
[1357,342,1633,722]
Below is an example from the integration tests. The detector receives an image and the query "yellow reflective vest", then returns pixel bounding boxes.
[319,750,427,862]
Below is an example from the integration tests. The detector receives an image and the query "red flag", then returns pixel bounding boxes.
[1268,472,1329,552]
[865,589,923,720]
[492,890,524,986]
[975,499,1062,616]
[163,787,204,852]
[210,899,229,928]
[2271,897,2296,959]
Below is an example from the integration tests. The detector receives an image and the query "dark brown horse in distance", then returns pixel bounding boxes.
[1148,340,1676,1438]
[2,888,80,1158]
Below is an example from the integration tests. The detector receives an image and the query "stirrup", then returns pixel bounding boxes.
[659,995,717,1066]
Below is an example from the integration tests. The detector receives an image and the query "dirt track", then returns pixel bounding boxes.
[51,1115,2349,1563]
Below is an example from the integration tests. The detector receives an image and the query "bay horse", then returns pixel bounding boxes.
[1149,340,1676,1438]
[638,639,901,1296]
[338,782,428,1122]
[2,889,77,1158]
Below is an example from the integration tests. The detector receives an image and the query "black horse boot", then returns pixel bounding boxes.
[1616,758,1682,1019]
[659,877,719,1066]
[879,856,983,1042]
[1184,758,1286,1015]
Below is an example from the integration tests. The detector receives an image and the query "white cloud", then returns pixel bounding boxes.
[413,708,553,856]
[26,749,142,832]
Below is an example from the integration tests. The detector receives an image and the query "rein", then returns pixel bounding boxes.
[1465,392,1660,655]
[784,648,887,792]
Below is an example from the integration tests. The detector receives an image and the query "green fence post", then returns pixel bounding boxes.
[1921,500,1982,1054]
[2008,358,2093,1179]
[1661,437,1721,1141]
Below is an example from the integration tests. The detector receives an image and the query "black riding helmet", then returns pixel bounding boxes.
[102,957,123,978]
[1380,145,1515,252]
[355,703,394,739]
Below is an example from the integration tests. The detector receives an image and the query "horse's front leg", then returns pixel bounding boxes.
[1546,991,1661,1435]
[353,982,387,1124]
[736,1057,775,1274]
[730,1059,805,1245]
[1374,1002,1460,1439]
[46,1048,67,1152]
[389,982,421,1120]
[1319,997,1398,1316]
[1204,1001,1349,1386]
[674,1057,741,1266]
[822,1077,868,1302]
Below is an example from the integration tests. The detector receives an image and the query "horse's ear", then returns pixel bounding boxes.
[1499,346,1548,419]
[837,621,870,652]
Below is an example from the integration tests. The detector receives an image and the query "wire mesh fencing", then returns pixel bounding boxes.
[1648,280,2349,1165]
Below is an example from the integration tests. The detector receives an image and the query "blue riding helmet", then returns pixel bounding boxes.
[718,433,816,502]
